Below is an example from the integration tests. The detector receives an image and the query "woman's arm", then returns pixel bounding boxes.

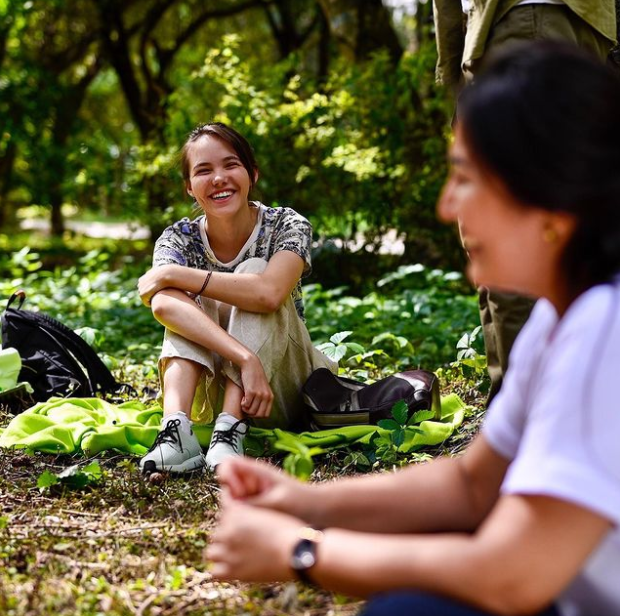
[315,495,611,613]
[219,435,509,534]
[209,492,611,615]
[138,251,305,312]
[150,289,273,417]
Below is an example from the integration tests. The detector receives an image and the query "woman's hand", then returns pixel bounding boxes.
[238,354,274,418]
[138,265,182,306]
[218,457,311,513]
[207,496,302,582]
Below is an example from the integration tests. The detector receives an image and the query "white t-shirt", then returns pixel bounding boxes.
[483,280,620,616]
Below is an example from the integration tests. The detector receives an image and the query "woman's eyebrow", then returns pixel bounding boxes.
[448,154,470,168]
[192,155,240,170]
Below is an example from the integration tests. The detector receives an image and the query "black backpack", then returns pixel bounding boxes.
[302,367,441,429]
[1,290,127,404]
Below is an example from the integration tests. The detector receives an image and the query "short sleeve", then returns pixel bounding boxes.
[500,286,620,525]
[152,218,205,269]
[483,299,557,460]
[270,208,312,276]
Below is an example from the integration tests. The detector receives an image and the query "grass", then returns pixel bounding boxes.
[0,445,365,615]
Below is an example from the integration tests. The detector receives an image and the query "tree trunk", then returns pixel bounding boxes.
[317,0,403,63]
[50,186,65,236]
[317,7,331,82]
[414,0,434,52]
[0,141,17,230]
[45,58,100,237]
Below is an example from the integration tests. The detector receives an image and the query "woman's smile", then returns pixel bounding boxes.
[210,190,235,204]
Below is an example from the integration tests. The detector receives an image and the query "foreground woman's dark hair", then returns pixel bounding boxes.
[458,42,620,298]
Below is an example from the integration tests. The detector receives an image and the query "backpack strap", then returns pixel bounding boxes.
[5,290,26,311]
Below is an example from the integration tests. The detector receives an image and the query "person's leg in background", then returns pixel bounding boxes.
[479,288,535,401]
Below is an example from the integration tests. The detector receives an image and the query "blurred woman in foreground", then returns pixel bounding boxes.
[208,43,620,616]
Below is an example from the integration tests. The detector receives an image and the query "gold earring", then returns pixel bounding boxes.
[543,227,558,243]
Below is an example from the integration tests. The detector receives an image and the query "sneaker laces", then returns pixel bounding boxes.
[210,419,247,449]
[147,418,184,453]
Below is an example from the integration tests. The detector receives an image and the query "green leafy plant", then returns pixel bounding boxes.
[37,460,103,492]
[368,400,436,467]
[315,331,364,364]
[273,431,324,481]
[456,325,482,361]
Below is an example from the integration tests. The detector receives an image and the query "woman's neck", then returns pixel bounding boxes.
[205,203,257,262]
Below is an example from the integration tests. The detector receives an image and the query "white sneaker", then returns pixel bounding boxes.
[140,415,204,475]
[204,417,248,471]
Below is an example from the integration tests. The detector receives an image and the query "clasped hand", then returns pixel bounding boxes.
[207,458,314,582]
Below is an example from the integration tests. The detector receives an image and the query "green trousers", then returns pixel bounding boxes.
[476,4,612,401]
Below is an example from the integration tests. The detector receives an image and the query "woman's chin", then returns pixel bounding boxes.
[466,265,522,295]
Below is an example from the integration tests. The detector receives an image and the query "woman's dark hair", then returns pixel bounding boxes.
[457,41,620,296]
[180,122,258,190]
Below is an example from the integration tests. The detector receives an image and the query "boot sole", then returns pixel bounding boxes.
[141,454,205,475]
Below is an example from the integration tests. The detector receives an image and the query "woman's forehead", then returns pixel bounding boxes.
[189,135,239,165]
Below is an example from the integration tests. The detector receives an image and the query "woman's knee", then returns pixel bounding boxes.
[162,357,204,382]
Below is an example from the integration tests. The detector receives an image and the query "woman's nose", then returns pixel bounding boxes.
[437,179,458,223]
[212,170,225,185]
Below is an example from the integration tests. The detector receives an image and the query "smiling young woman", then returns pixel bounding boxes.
[137,123,336,474]
[207,43,620,616]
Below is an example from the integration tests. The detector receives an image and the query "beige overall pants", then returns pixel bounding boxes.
[159,258,337,429]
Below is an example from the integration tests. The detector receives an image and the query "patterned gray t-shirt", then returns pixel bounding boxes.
[152,202,312,320]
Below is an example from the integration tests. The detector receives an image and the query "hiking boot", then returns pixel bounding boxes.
[140,416,204,475]
[205,417,248,471]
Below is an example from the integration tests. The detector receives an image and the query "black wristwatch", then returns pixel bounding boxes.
[290,527,324,584]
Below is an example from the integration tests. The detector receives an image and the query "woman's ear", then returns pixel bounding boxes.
[551,211,577,244]
[186,183,194,198]
[253,169,260,185]
[541,211,577,248]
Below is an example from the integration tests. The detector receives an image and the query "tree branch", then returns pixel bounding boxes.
[163,0,267,64]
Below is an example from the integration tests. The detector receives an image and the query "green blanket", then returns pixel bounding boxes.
[0,395,467,457]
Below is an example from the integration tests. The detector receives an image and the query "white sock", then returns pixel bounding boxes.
[215,412,242,428]
[163,411,192,434]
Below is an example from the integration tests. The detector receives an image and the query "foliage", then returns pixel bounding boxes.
[315,331,365,364]
[37,460,103,492]
[177,35,456,267]
[0,243,162,390]
[305,263,481,379]
[2,4,457,270]
[0,240,481,396]
[274,431,323,482]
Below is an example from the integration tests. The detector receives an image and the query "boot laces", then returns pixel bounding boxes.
[148,418,184,453]
[211,420,246,448]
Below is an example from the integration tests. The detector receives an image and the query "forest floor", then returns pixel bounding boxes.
[0,399,484,616]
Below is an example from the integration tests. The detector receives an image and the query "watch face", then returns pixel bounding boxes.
[296,549,316,569]
[292,538,317,571]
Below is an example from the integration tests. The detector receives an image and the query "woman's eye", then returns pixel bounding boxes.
[451,171,469,186]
